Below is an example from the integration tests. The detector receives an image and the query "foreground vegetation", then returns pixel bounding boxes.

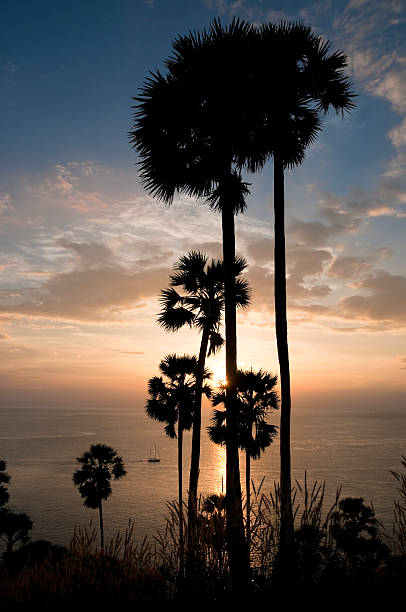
[1,462,406,608]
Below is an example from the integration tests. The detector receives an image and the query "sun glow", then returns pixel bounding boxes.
[210,362,227,389]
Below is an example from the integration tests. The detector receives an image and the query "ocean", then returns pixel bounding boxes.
[0,404,405,548]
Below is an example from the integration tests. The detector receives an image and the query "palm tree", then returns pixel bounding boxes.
[130,18,263,581]
[209,369,279,550]
[0,459,10,508]
[73,443,126,549]
[146,353,211,578]
[253,22,355,550]
[158,251,250,527]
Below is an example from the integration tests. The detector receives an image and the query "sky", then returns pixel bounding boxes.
[0,0,405,410]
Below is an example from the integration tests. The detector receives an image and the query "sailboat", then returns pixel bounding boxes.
[148,444,160,463]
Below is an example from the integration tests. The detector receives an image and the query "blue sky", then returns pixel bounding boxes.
[0,0,405,407]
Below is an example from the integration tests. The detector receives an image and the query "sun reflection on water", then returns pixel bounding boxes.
[211,441,226,495]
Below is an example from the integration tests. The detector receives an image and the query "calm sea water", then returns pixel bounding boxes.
[0,404,405,547]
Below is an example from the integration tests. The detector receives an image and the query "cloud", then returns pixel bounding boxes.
[318,184,406,226]
[332,1,406,149]
[25,164,110,214]
[328,256,372,280]
[0,331,8,340]
[388,116,406,147]
[0,242,171,323]
[112,350,145,355]
[373,59,406,148]
[375,59,406,114]
[337,269,406,326]
[0,194,13,215]
[398,356,406,369]
[245,237,274,265]
[385,151,406,177]
[287,247,332,299]
[287,219,335,247]
[244,245,333,313]
[245,265,274,312]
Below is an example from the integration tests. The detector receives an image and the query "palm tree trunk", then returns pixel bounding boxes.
[246,449,251,554]
[188,325,210,528]
[178,419,184,580]
[221,197,247,586]
[98,499,104,550]
[273,152,294,556]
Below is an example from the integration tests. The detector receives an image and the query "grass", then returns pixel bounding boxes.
[1,465,406,608]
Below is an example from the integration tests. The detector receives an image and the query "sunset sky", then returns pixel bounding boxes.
[0,0,405,410]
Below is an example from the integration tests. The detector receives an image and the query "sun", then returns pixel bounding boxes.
[210,361,227,389]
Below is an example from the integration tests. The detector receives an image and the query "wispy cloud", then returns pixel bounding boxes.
[333,1,406,149]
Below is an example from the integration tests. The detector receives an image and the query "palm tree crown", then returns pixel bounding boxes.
[130,18,263,208]
[252,21,355,170]
[158,251,250,355]
[146,354,211,438]
[73,444,126,509]
[209,369,279,458]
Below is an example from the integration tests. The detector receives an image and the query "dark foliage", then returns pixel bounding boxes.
[0,460,10,508]
[0,510,33,556]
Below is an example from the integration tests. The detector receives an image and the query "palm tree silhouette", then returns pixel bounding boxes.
[146,353,211,578]
[0,459,10,508]
[253,22,355,549]
[209,369,278,550]
[73,443,126,549]
[130,19,262,580]
[158,251,250,527]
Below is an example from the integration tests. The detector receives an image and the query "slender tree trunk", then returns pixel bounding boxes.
[178,419,184,580]
[273,152,294,558]
[98,499,104,550]
[188,326,210,528]
[221,198,248,587]
[246,449,251,554]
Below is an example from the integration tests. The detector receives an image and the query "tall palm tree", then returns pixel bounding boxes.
[252,22,355,551]
[209,369,279,550]
[0,459,10,508]
[158,251,250,527]
[73,443,126,549]
[146,353,211,578]
[130,19,263,581]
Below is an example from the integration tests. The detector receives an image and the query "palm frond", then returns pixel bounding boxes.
[157,306,196,331]
[207,331,224,357]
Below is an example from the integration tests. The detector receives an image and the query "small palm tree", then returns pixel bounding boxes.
[0,459,10,508]
[158,251,250,526]
[209,369,279,550]
[146,354,211,578]
[73,444,126,549]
